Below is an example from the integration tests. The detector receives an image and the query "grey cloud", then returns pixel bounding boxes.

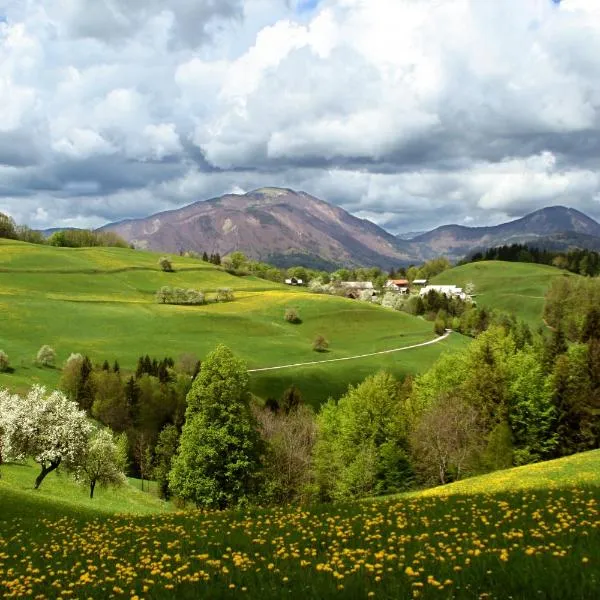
[46,0,243,48]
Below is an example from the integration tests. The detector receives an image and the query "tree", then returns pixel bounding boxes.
[169,345,262,508]
[0,386,92,488]
[158,256,173,272]
[0,350,10,373]
[176,353,201,378]
[0,212,17,239]
[314,371,412,501]
[256,405,316,504]
[76,429,126,498]
[133,430,154,491]
[284,308,301,324]
[36,345,56,368]
[280,385,303,414]
[91,371,130,432]
[410,392,485,485]
[59,353,95,411]
[507,349,557,464]
[153,425,180,500]
[228,251,247,271]
[312,335,329,353]
[543,325,568,373]
[550,345,597,455]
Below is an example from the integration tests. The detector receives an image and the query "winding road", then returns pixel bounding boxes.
[248,330,452,373]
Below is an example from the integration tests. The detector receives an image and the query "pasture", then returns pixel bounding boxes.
[431,260,572,326]
[0,240,468,405]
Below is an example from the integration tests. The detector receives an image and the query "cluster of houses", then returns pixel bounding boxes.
[283,276,471,302]
[338,279,428,299]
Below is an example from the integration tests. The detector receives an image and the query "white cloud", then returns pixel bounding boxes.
[0,0,600,233]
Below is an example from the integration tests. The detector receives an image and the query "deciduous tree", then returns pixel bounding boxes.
[0,386,92,488]
[169,345,262,508]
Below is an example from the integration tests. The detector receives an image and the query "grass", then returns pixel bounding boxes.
[0,462,168,522]
[0,451,598,598]
[0,239,465,406]
[432,261,574,327]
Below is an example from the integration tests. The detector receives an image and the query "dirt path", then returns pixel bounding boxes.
[248,330,452,373]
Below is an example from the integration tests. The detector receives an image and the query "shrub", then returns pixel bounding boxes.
[216,288,234,303]
[155,287,205,305]
[434,317,446,336]
[36,345,56,367]
[158,257,174,272]
[312,335,329,353]
[0,350,9,372]
[284,308,301,324]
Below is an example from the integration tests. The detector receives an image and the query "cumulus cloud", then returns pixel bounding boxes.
[1,0,600,232]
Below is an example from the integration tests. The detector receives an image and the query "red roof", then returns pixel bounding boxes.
[390,279,409,286]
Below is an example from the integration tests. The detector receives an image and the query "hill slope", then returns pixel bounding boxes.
[1,450,598,599]
[432,261,574,326]
[101,187,416,269]
[0,239,466,405]
[414,206,600,260]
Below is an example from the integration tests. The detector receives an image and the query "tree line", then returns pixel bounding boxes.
[0,211,129,249]
[465,243,600,277]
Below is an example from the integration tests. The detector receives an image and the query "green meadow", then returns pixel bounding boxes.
[1,451,598,599]
[432,260,572,326]
[0,239,469,406]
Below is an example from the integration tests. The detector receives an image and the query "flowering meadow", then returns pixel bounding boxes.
[0,451,598,599]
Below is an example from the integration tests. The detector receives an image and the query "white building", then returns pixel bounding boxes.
[419,285,470,301]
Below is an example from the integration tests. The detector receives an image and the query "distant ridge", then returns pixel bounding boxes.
[411,206,600,261]
[97,195,600,267]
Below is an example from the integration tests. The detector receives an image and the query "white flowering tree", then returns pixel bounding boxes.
[36,345,56,367]
[76,429,127,498]
[0,386,92,489]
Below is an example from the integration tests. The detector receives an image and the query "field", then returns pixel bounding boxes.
[1,451,598,599]
[432,261,572,326]
[0,240,469,406]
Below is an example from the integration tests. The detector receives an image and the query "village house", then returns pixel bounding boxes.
[412,279,428,286]
[284,277,304,286]
[419,284,470,301]
[385,279,410,294]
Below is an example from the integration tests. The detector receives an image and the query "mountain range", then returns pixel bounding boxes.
[98,189,600,268]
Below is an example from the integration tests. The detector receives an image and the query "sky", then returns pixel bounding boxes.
[0,0,599,234]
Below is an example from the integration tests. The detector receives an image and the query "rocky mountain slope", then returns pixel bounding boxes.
[100,188,418,269]
[101,193,600,268]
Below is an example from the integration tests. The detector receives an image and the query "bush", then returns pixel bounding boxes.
[434,317,446,336]
[155,287,205,305]
[158,257,174,272]
[216,288,234,303]
[312,335,329,353]
[0,350,9,372]
[36,345,56,367]
[284,308,301,324]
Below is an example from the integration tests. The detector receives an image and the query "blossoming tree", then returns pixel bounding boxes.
[0,386,92,488]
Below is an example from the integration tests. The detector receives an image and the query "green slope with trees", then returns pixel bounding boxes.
[0,239,463,406]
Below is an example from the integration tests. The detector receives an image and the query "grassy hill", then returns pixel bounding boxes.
[1,450,598,598]
[432,261,574,326]
[0,239,468,405]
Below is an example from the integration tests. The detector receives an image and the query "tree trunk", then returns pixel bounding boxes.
[90,480,96,499]
[34,458,61,489]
